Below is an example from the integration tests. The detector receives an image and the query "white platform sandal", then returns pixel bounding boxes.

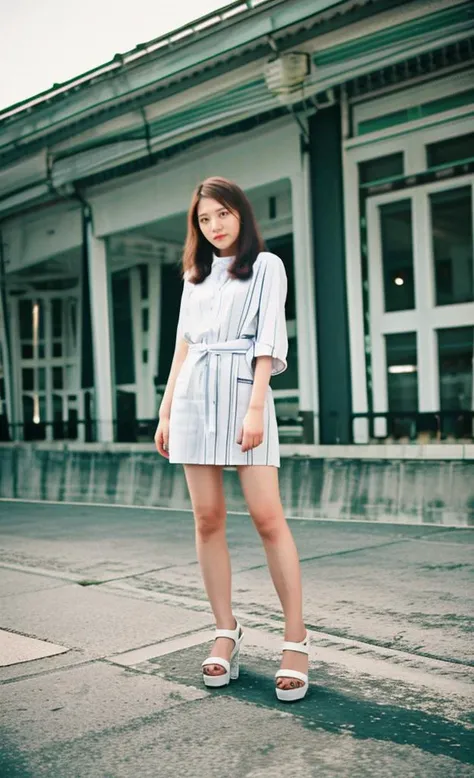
[275,631,310,702]
[201,620,244,688]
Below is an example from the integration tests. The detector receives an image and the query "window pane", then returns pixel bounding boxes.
[52,367,63,389]
[38,368,46,391]
[386,332,418,411]
[431,187,473,306]
[142,308,149,333]
[359,153,404,185]
[52,299,62,337]
[53,341,62,357]
[68,299,77,352]
[19,301,33,340]
[22,368,34,391]
[39,395,47,422]
[380,200,415,311]
[112,273,135,385]
[53,394,63,416]
[427,133,474,167]
[438,327,473,411]
[65,366,75,391]
[21,344,33,359]
[35,301,45,340]
[22,394,34,422]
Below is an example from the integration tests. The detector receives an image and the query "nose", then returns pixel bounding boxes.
[210,217,222,233]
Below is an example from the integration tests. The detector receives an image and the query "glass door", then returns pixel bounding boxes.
[366,175,474,442]
[17,294,79,440]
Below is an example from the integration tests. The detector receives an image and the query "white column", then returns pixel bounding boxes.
[472,184,474,423]
[413,191,438,412]
[77,264,85,442]
[86,222,115,442]
[147,258,161,417]
[367,198,388,438]
[44,298,53,442]
[291,158,319,442]
[341,148,369,443]
[0,287,15,439]
[10,297,23,439]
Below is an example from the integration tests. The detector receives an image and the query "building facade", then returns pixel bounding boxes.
[0,0,473,446]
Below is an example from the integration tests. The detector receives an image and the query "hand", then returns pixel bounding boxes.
[237,407,264,452]
[154,418,170,458]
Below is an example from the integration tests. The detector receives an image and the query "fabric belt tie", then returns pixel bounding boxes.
[183,337,255,440]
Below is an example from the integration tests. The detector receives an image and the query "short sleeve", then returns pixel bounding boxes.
[254,253,288,376]
[175,277,192,345]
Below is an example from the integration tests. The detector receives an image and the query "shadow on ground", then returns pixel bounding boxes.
[146,644,474,767]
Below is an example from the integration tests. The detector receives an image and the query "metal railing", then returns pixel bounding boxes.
[350,411,474,444]
[1,411,472,445]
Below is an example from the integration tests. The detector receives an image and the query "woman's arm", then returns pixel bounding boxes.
[249,355,273,412]
[159,338,189,420]
[238,355,272,452]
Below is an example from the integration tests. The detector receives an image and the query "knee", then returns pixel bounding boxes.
[194,505,225,541]
[252,511,283,544]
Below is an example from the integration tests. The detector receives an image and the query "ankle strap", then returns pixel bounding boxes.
[215,621,241,642]
[282,632,309,655]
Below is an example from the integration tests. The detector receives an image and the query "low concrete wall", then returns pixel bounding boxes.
[0,443,472,527]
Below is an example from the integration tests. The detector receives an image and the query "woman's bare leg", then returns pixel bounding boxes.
[184,464,237,676]
[237,465,307,691]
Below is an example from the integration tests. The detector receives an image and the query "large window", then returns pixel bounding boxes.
[426,132,474,167]
[431,186,473,306]
[349,79,474,443]
[111,272,135,386]
[386,332,418,412]
[359,152,403,185]
[380,200,415,312]
[438,326,473,438]
[438,327,473,410]
[18,296,78,440]
[366,164,473,441]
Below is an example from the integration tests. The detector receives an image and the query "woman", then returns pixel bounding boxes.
[154,176,309,702]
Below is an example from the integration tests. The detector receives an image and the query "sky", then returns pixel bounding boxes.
[0,0,231,111]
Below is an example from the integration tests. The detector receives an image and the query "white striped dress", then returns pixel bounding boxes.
[168,251,288,467]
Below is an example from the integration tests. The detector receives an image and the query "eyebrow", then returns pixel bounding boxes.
[197,204,228,217]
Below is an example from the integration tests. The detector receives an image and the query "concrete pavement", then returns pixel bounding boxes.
[0,499,473,777]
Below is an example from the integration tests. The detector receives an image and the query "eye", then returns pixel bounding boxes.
[220,210,229,218]
[199,216,208,224]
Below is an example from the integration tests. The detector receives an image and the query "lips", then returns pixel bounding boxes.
[214,234,226,241]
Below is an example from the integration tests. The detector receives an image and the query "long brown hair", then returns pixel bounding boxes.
[182,176,265,283]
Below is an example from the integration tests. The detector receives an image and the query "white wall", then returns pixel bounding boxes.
[90,121,301,237]
[3,204,82,273]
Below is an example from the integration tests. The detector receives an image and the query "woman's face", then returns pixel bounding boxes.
[197,197,241,256]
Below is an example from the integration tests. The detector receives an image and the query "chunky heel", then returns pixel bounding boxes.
[202,620,243,688]
[229,649,240,680]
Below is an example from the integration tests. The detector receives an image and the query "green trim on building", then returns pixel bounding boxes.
[54,80,268,161]
[357,89,474,135]
[314,2,473,67]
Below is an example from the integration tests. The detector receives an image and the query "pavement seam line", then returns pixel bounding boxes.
[103,584,474,670]
[2,497,471,528]
[242,537,409,571]
[0,560,198,587]
[0,657,95,685]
